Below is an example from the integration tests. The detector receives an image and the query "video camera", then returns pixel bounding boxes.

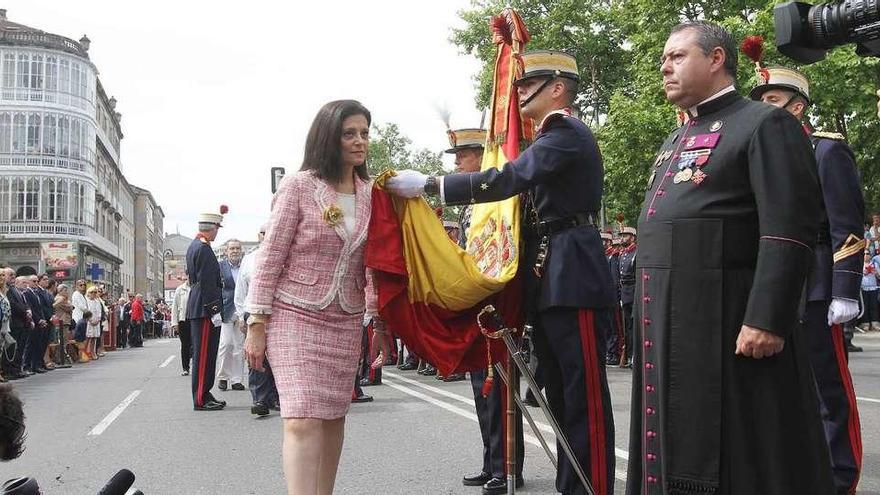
[774,0,880,64]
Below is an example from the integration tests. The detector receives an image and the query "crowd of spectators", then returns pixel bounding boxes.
[0,270,173,382]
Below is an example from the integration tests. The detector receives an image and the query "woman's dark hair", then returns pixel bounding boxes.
[0,384,26,461]
[300,100,371,183]
[82,310,93,320]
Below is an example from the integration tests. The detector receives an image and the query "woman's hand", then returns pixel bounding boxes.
[245,322,267,372]
[370,319,392,369]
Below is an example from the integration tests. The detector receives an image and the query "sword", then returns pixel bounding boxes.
[478,305,596,495]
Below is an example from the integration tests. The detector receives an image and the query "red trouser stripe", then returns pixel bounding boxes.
[578,309,608,495]
[831,324,863,492]
[196,318,211,407]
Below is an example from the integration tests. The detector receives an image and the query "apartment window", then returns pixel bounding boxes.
[56,178,68,222]
[30,54,43,92]
[12,113,25,153]
[16,54,28,89]
[58,116,69,156]
[0,177,9,222]
[27,113,40,153]
[0,113,10,153]
[24,177,38,221]
[10,177,23,221]
[59,59,69,94]
[41,177,55,222]
[45,56,57,92]
[42,115,56,154]
[2,53,14,93]
[70,118,81,159]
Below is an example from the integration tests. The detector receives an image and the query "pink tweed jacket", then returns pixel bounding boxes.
[247,171,377,316]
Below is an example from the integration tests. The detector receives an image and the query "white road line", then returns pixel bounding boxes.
[158,355,175,368]
[858,396,880,404]
[152,340,173,345]
[383,372,629,461]
[383,376,628,481]
[89,390,141,436]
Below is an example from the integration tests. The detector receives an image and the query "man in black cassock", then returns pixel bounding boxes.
[625,22,834,494]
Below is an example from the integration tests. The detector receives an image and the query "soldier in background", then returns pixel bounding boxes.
[617,227,637,368]
[752,65,864,495]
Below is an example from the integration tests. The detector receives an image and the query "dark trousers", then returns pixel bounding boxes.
[532,307,615,495]
[621,302,634,363]
[129,322,143,347]
[177,320,192,372]
[190,318,221,407]
[23,327,46,371]
[605,304,625,361]
[804,301,862,494]
[249,358,278,406]
[470,368,525,479]
[359,322,382,384]
[117,322,128,348]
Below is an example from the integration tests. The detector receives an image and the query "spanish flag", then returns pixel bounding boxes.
[366,9,530,375]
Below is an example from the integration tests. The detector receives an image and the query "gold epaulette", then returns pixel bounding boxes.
[833,234,866,263]
[199,237,209,244]
[813,131,846,141]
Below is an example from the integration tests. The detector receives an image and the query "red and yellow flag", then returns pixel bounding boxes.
[366,9,531,374]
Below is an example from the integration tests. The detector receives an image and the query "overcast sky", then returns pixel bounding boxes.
[5,0,485,243]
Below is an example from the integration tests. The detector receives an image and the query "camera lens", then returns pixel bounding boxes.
[808,0,880,47]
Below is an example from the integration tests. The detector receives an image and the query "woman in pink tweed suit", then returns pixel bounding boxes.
[245,100,389,495]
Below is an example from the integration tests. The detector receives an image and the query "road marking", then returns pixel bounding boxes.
[383,375,628,480]
[159,355,176,368]
[858,396,880,404]
[383,371,629,461]
[153,340,173,345]
[89,390,141,436]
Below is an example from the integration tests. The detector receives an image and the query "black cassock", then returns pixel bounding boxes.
[626,90,834,495]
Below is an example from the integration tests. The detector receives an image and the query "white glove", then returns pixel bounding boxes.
[828,298,859,326]
[385,170,428,198]
[211,313,223,327]
[363,314,373,328]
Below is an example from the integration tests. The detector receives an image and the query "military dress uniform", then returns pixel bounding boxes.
[431,52,616,495]
[617,228,637,366]
[442,128,526,494]
[186,210,226,411]
[751,68,864,495]
[626,87,834,494]
[602,233,625,363]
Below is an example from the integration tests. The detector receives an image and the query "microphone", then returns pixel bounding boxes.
[97,469,135,495]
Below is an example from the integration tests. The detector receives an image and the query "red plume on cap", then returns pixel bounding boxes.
[220,205,229,215]
[741,36,764,64]
[741,36,770,83]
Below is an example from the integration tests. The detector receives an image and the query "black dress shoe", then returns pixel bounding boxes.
[251,402,270,416]
[5,373,23,381]
[218,379,228,391]
[482,476,523,494]
[360,378,381,387]
[462,471,491,486]
[194,401,225,411]
[523,393,539,408]
[352,393,374,403]
[231,382,245,391]
[420,366,437,376]
[398,362,417,371]
[205,394,227,407]
[847,344,864,352]
[33,368,47,374]
[269,403,281,411]
[444,373,466,382]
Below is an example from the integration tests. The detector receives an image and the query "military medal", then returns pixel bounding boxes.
[710,120,723,132]
[673,170,685,184]
[691,169,707,185]
[679,167,694,182]
[647,170,656,188]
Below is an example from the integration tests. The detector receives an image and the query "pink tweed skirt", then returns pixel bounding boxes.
[266,298,362,419]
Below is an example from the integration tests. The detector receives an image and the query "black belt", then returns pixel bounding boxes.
[536,212,597,236]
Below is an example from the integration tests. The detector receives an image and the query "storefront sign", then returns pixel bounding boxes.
[41,241,79,269]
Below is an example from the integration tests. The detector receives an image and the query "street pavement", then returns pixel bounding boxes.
[3,331,879,494]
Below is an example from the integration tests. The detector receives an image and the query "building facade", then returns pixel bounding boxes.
[132,186,164,299]
[0,10,161,298]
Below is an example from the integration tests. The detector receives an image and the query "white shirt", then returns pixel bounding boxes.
[71,290,88,323]
[338,193,356,236]
[171,283,190,324]
[235,248,259,317]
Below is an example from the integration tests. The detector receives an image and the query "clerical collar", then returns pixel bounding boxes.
[687,85,737,118]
